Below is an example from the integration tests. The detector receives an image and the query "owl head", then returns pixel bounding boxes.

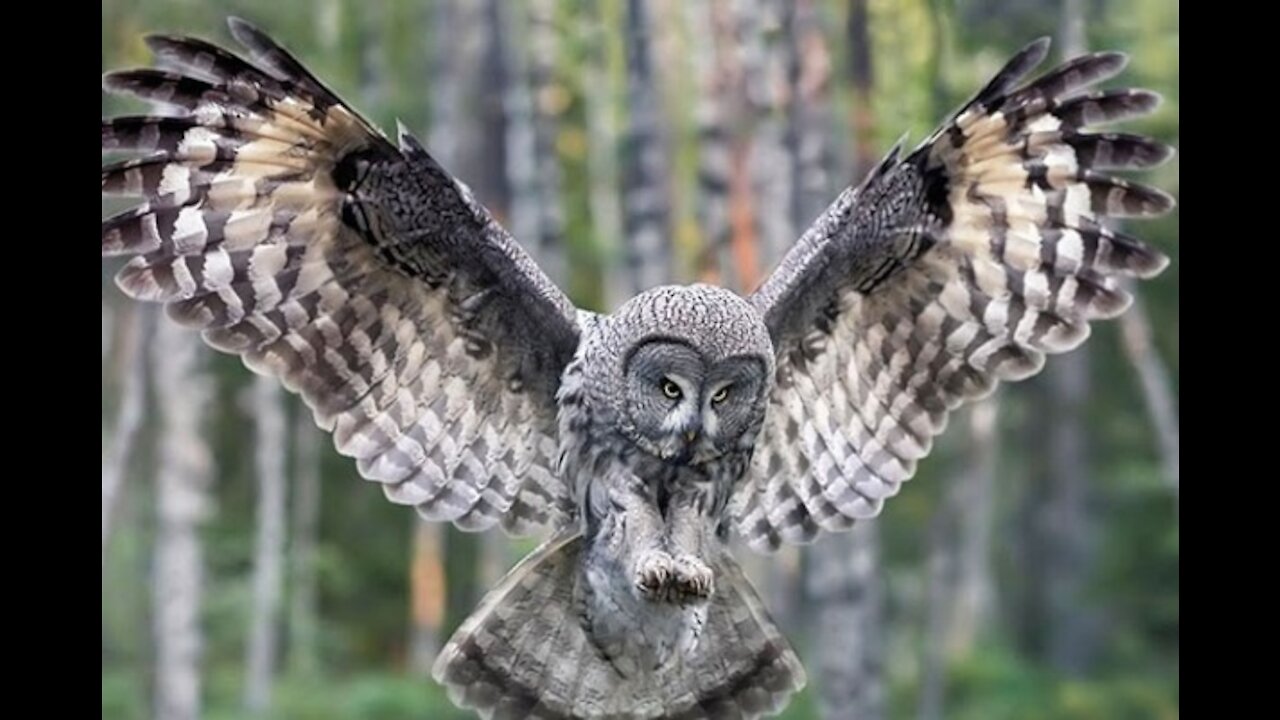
[587,285,775,464]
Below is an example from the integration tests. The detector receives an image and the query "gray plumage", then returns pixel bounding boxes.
[101,22,1173,720]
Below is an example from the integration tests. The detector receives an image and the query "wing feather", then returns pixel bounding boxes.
[736,39,1174,552]
[102,18,581,535]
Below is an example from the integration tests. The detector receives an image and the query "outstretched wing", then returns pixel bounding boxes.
[734,38,1174,552]
[101,18,582,535]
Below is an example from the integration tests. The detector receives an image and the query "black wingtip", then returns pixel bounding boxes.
[1134,89,1164,112]
[1138,140,1177,169]
[227,16,268,50]
[971,36,1053,108]
[101,70,135,94]
[226,16,255,35]
[142,33,179,52]
[1024,35,1053,58]
[1011,36,1053,77]
[1091,50,1130,74]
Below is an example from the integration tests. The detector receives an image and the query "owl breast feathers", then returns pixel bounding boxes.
[102,19,1172,720]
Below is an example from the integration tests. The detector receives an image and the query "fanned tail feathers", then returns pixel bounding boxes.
[434,533,805,719]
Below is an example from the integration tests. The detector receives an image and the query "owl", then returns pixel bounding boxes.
[101,18,1174,720]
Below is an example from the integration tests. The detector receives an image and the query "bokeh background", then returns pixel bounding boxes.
[101,1,1179,718]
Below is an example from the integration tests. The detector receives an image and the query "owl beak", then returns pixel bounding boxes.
[684,430,698,444]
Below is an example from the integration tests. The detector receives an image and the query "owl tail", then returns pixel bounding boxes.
[432,532,805,719]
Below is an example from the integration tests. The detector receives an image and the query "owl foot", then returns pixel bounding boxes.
[633,549,675,601]
[633,550,715,605]
[670,555,714,605]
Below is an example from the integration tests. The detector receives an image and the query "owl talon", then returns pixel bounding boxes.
[671,555,714,605]
[633,549,675,601]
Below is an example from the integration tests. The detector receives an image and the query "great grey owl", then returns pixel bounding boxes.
[101,18,1174,719]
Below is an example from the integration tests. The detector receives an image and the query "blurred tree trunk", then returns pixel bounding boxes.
[798,2,880,712]
[620,0,673,296]
[581,0,627,311]
[520,0,567,286]
[919,401,999,720]
[953,401,999,650]
[244,377,287,713]
[103,304,151,557]
[687,0,726,284]
[287,404,321,679]
[739,0,793,275]
[151,322,212,720]
[808,525,885,720]
[1041,348,1098,674]
[1118,284,1179,494]
[786,0,834,234]
[688,0,736,288]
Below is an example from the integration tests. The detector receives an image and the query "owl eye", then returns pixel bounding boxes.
[711,386,730,405]
[661,378,683,400]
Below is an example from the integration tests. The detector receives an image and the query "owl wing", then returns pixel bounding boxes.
[102,18,582,535]
[733,38,1174,552]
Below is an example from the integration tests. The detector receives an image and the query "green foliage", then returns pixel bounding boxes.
[199,675,471,720]
[934,645,1177,720]
[102,667,148,720]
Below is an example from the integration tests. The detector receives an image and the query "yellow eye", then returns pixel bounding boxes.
[661,379,683,400]
[711,386,730,405]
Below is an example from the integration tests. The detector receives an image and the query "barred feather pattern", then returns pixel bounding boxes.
[433,531,805,719]
[102,18,581,535]
[734,38,1174,552]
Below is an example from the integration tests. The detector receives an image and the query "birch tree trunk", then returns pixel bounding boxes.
[918,401,999,720]
[287,404,321,679]
[687,0,736,288]
[1043,345,1098,674]
[808,526,886,720]
[151,322,211,720]
[1118,284,1179,494]
[244,376,287,713]
[523,0,568,286]
[620,0,673,297]
[581,0,628,311]
[103,304,151,556]
[951,401,999,655]
[738,0,793,274]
